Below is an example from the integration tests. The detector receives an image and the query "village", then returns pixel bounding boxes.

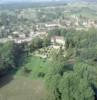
[0,3,97,46]
[0,3,97,60]
[0,14,97,43]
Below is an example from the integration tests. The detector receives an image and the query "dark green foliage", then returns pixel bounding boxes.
[59,72,94,100]
[0,42,14,71]
[0,42,30,76]
[46,74,61,100]
[42,36,51,47]
[37,72,45,78]
[46,60,96,100]
[45,51,69,100]
[13,42,29,67]
[30,37,50,52]
[30,38,42,52]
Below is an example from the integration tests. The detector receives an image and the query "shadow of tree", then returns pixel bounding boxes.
[0,57,29,88]
[0,74,13,88]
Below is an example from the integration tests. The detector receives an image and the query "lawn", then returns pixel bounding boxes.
[16,56,50,79]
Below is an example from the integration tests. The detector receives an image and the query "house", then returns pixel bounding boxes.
[14,38,32,44]
[45,22,59,30]
[18,34,26,39]
[45,24,59,28]
[29,31,35,37]
[38,32,48,38]
[29,31,48,39]
[12,31,19,35]
[51,36,65,49]
[8,35,13,39]
[51,36,65,45]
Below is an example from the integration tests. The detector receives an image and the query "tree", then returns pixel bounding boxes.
[13,42,29,67]
[46,61,96,100]
[30,37,43,52]
[46,74,61,100]
[59,72,74,100]
[42,36,50,47]
[60,73,94,100]
[0,42,14,75]
[45,51,67,100]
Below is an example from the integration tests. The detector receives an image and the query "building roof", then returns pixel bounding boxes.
[51,36,65,40]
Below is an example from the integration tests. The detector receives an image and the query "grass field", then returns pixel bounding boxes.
[0,75,46,100]
[16,56,50,79]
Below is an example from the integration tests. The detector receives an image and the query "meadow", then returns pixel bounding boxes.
[16,55,50,79]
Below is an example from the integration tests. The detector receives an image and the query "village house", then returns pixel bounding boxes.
[51,36,65,49]
[8,35,13,39]
[12,31,19,35]
[45,22,59,30]
[19,34,26,39]
[14,38,32,44]
[38,31,48,39]
[12,31,20,38]
[29,31,35,37]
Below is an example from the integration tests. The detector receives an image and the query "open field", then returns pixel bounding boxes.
[0,75,46,100]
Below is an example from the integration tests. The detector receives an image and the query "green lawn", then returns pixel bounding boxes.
[16,56,50,79]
